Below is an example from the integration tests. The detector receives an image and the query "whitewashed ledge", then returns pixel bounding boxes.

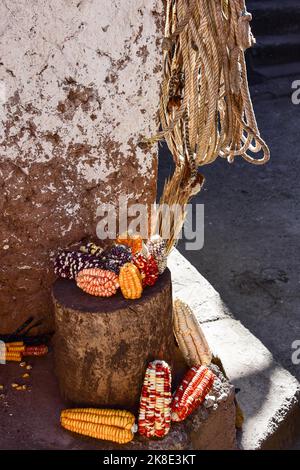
[168,249,300,450]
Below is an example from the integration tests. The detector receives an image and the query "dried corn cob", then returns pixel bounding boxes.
[6,345,25,353]
[76,268,119,297]
[117,233,143,255]
[76,269,119,297]
[173,299,212,367]
[101,244,132,274]
[146,235,168,274]
[61,408,136,444]
[80,242,104,257]
[5,342,24,348]
[119,263,143,299]
[23,345,48,357]
[138,360,172,438]
[0,352,22,362]
[54,250,106,279]
[171,366,215,422]
[133,254,159,287]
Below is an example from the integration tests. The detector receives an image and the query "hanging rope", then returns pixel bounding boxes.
[146,0,270,252]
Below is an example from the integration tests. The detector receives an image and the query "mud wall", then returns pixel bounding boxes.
[0,0,164,333]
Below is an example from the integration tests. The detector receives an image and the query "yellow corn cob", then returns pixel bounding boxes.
[5,342,24,348]
[6,345,25,353]
[119,263,143,299]
[173,299,212,367]
[0,352,22,362]
[60,408,136,444]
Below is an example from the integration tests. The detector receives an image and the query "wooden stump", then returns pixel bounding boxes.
[52,268,177,409]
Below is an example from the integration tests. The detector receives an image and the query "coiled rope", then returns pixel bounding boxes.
[148,0,270,252]
[146,0,269,169]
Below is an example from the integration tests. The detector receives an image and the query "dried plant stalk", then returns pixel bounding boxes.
[145,0,269,252]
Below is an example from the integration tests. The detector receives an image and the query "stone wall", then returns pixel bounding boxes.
[0,0,164,334]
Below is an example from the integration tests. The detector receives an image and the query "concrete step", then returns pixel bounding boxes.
[257,62,300,80]
[248,1,300,36]
[169,249,300,450]
[252,33,300,67]
[250,75,297,101]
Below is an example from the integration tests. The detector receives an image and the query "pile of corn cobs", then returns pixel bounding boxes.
[54,233,168,300]
[61,361,215,444]
[60,300,218,444]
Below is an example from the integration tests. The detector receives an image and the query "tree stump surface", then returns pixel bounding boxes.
[52,268,177,410]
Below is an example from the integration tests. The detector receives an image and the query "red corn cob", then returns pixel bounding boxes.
[138,360,172,438]
[133,254,159,287]
[23,345,48,357]
[171,365,215,422]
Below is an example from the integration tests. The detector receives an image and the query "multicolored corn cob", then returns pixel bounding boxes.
[119,263,143,299]
[76,268,119,297]
[146,235,168,274]
[54,250,106,279]
[173,299,212,367]
[80,242,104,257]
[101,244,132,274]
[117,233,143,255]
[1,342,48,361]
[61,408,136,444]
[171,366,215,422]
[133,254,159,287]
[138,360,172,438]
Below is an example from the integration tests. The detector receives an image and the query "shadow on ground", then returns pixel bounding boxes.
[158,89,300,383]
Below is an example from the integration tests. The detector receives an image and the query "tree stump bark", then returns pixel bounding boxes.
[52,268,176,410]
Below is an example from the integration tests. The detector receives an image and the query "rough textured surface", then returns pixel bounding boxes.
[169,249,300,449]
[184,364,237,450]
[202,318,300,450]
[0,352,191,450]
[52,268,177,409]
[0,0,164,334]
[0,351,236,450]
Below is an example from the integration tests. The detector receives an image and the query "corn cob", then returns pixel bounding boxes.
[138,360,172,438]
[80,242,104,257]
[117,233,143,255]
[133,254,159,287]
[61,408,136,444]
[119,263,143,299]
[146,235,168,274]
[171,366,215,422]
[102,244,132,274]
[54,250,106,279]
[0,352,22,362]
[76,268,119,297]
[173,299,212,367]
[23,345,48,357]
[6,345,25,353]
[5,342,24,348]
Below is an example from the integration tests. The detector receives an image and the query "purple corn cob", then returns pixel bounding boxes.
[101,244,132,274]
[54,250,106,280]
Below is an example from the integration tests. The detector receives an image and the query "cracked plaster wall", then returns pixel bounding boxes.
[0,0,164,333]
